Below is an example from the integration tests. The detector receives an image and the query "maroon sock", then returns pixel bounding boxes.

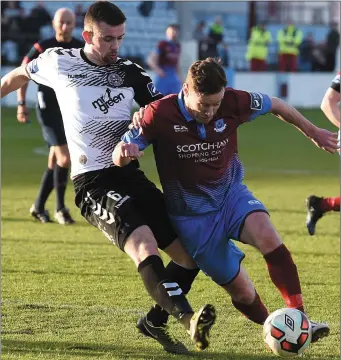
[232,292,269,325]
[264,244,304,312]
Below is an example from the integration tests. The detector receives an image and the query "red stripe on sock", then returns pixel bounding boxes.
[321,197,340,212]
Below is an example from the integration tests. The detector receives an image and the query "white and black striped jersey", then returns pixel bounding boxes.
[27,47,162,178]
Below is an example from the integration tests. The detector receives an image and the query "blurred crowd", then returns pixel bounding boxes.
[2,1,339,73]
[193,18,340,72]
[1,1,86,65]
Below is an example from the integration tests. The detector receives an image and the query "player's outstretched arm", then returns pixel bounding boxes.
[112,141,144,167]
[321,88,340,129]
[1,66,30,98]
[270,97,339,154]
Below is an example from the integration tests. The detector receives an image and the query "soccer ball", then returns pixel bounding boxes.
[263,308,312,357]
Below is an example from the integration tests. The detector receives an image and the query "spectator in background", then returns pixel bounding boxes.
[299,32,315,72]
[193,20,208,60]
[218,42,229,68]
[147,24,182,95]
[1,1,25,64]
[75,4,86,28]
[325,23,340,72]
[246,22,272,71]
[207,16,224,58]
[138,1,154,17]
[312,43,326,72]
[30,1,52,29]
[277,22,303,72]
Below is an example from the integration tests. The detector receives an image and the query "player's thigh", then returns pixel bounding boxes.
[221,266,256,303]
[124,225,160,266]
[240,212,282,254]
[36,107,67,148]
[195,236,245,286]
[170,214,245,285]
[163,238,197,270]
[128,171,177,251]
[76,184,148,252]
[224,185,279,252]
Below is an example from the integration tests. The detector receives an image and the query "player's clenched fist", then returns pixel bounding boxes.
[131,106,145,129]
[112,141,144,167]
[122,142,144,159]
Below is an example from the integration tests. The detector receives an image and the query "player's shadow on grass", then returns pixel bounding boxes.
[2,217,89,227]
[2,237,106,247]
[1,217,35,223]
[2,268,138,279]
[3,338,336,359]
[1,339,282,360]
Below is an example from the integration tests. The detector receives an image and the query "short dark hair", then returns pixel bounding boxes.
[186,58,227,94]
[84,1,126,31]
[167,23,180,30]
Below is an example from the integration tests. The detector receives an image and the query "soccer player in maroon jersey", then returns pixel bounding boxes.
[306,72,340,235]
[147,24,181,96]
[114,58,337,347]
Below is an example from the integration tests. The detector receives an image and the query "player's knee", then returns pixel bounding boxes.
[163,238,197,269]
[230,286,256,304]
[124,225,160,265]
[250,220,281,253]
[56,154,70,167]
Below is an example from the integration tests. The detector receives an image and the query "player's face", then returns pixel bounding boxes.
[90,22,125,64]
[166,27,178,41]
[53,11,75,40]
[184,85,225,124]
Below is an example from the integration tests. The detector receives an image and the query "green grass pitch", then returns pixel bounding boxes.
[1,107,340,359]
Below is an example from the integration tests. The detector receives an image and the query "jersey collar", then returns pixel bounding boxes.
[177,90,194,122]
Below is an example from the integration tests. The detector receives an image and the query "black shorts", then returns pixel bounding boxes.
[73,163,177,251]
[35,103,67,147]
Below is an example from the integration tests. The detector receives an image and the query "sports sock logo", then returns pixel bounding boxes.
[162,282,183,296]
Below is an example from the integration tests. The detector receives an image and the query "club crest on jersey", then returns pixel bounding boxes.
[147,82,161,97]
[28,59,39,74]
[214,119,226,133]
[107,73,123,87]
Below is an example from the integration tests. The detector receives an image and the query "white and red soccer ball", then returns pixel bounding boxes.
[263,308,312,357]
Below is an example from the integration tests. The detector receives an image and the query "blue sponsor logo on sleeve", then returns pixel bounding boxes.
[249,92,263,110]
[147,82,161,97]
[126,127,142,140]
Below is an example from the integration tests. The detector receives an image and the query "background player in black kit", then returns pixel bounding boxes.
[17,8,84,225]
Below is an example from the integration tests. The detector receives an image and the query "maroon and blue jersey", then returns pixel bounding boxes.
[156,40,181,69]
[122,89,272,216]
